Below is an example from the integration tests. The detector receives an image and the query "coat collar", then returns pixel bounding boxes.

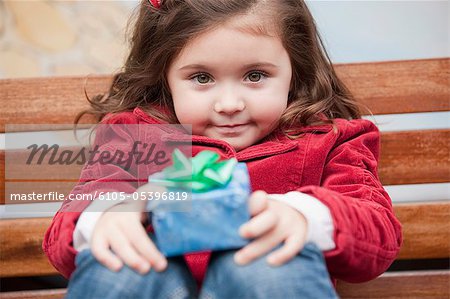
[159,132,299,161]
[133,107,329,161]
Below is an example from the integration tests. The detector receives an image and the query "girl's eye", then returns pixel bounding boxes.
[192,74,212,84]
[246,71,266,83]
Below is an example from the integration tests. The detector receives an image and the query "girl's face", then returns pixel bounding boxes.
[167,16,292,151]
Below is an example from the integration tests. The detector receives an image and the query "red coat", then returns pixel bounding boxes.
[43,107,402,284]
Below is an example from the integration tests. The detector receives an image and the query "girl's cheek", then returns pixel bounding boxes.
[175,106,205,125]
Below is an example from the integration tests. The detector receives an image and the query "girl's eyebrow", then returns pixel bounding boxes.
[178,62,279,71]
[178,64,212,71]
[242,62,279,70]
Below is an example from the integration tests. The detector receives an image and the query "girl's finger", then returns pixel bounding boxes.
[239,209,277,239]
[90,235,123,272]
[127,224,168,272]
[108,228,151,274]
[266,234,304,266]
[234,229,282,265]
[247,190,268,216]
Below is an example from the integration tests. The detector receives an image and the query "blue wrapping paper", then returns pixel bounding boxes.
[148,163,251,257]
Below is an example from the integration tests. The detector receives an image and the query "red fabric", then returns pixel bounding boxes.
[43,107,402,285]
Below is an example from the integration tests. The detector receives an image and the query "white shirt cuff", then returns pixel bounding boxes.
[73,192,127,252]
[268,191,335,251]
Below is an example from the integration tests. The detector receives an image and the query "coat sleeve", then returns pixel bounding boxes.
[42,113,144,279]
[298,119,402,283]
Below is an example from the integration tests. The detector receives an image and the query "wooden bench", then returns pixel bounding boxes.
[1,58,449,298]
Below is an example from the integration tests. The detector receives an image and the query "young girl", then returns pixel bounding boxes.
[44,0,402,298]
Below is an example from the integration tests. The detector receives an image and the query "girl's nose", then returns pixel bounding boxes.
[213,88,246,114]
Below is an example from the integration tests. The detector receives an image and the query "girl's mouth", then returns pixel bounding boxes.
[214,123,249,135]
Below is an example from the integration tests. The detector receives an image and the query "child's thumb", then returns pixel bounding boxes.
[247,190,268,216]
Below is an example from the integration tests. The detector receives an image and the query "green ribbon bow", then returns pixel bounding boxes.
[149,149,237,192]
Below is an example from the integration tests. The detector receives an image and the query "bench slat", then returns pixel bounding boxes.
[336,58,450,115]
[394,201,450,259]
[337,270,450,299]
[1,58,448,133]
[0,289,66,299]
[379,129,450,185]
[1,201,448,278]
[0,146,84,204]
[0,76,109,133]
[0,218,57,277]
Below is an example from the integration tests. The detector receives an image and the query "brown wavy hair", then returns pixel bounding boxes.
[77,0,361,137]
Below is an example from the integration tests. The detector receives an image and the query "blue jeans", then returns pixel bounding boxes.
[66,239,338,299]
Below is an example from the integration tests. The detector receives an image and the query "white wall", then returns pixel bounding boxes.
[307,0,449,63]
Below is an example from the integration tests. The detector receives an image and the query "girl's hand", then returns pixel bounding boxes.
[90,185,168,274]
[235,190,308,266]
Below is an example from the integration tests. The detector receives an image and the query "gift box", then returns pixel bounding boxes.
[147,149,251,257]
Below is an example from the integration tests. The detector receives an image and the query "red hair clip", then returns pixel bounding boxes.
[149,0,161,9]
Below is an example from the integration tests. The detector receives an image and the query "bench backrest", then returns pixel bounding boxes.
[0,58,449,297]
